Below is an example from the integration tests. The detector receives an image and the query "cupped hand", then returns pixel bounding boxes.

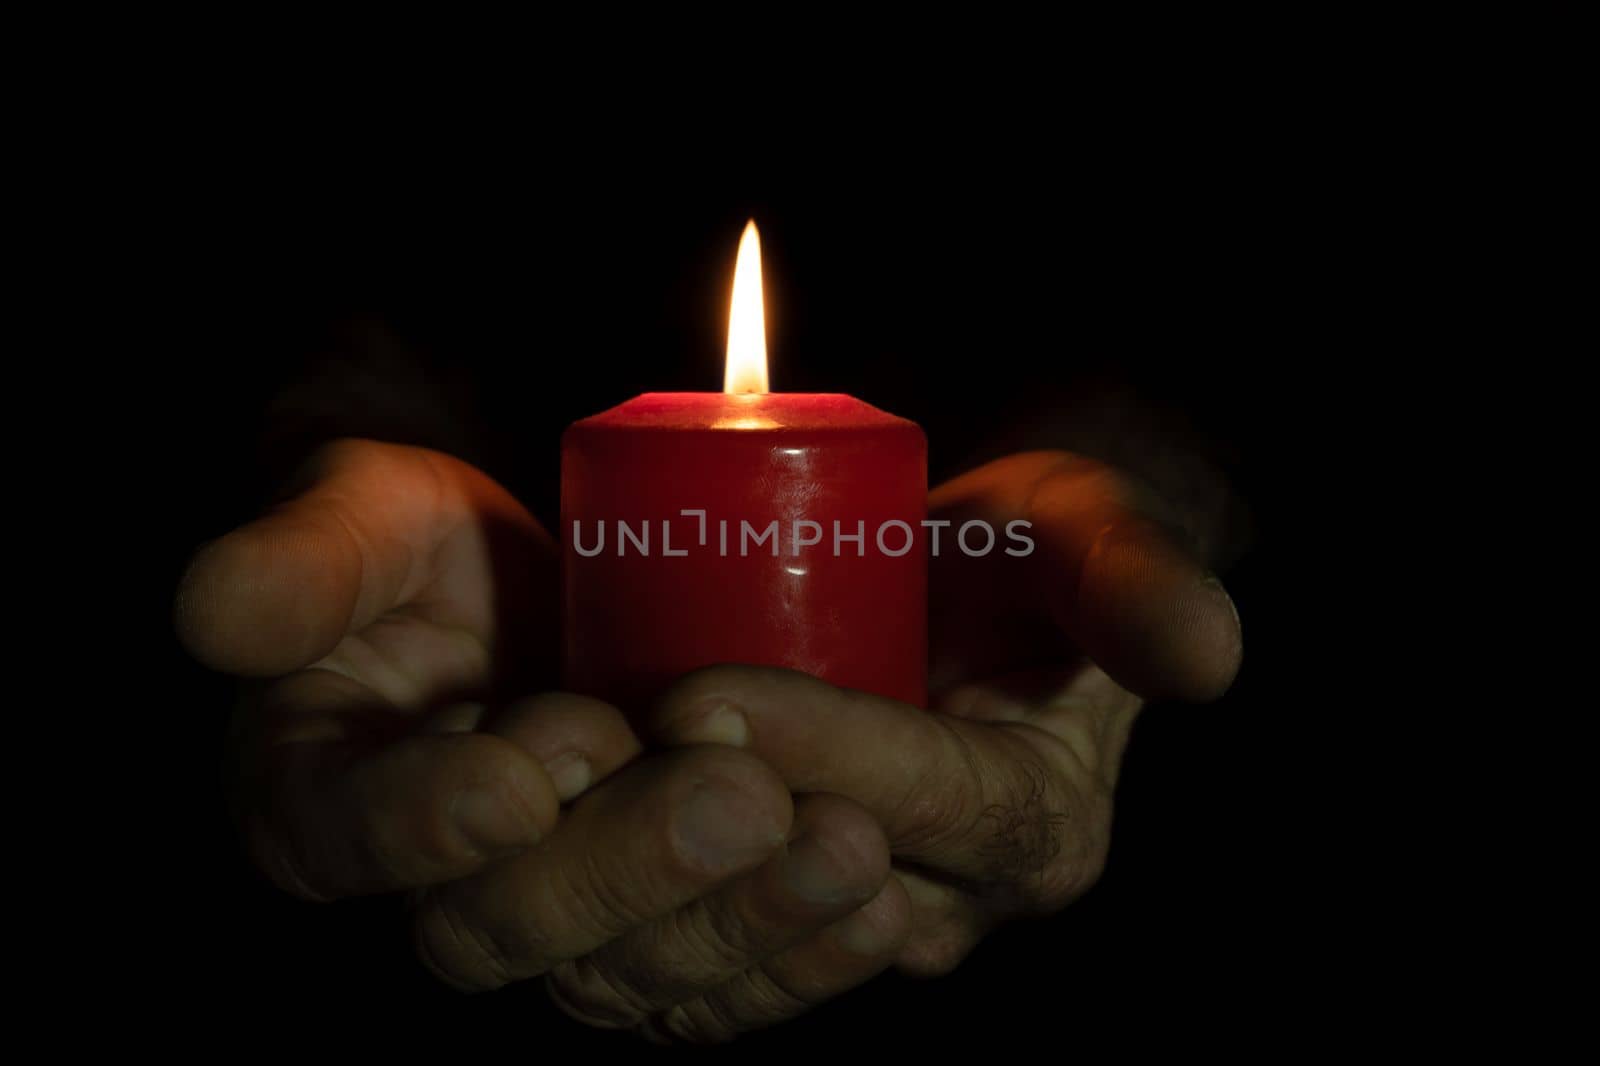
[646,451,1242,982]
[175,439,911,1042]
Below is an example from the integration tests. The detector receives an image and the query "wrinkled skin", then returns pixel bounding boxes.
[175,439,1240,1042]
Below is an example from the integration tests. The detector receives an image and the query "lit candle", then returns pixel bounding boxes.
[561,221,927,713]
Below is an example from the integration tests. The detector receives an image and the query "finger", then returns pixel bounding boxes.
[891,866,992,978]
[649,875,912,1043]
[174,438,550,678]
[414,746,792,992]
[653,665,1099,891]
[931,451,1241,703]
[483,692,644,802]
[244,701,560,901]
[545,793,890,1028]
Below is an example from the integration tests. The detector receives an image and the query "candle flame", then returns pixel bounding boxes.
[725,220,769,395]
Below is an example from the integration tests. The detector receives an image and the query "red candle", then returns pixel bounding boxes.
[561,222,927,714]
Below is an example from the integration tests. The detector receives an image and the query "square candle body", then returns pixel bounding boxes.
[561,393,927,714]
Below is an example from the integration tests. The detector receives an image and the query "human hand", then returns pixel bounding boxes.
[175,439,910,1039]
[645,451,1242,988]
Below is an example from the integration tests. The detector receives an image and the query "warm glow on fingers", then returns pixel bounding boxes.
[725,220,769,394]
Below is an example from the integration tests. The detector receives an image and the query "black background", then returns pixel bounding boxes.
[149,129,1340,1052]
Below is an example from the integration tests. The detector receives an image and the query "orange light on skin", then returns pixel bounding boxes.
[724,220,769,395]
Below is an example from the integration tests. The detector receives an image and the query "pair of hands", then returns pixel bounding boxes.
[175,439,1240,1042]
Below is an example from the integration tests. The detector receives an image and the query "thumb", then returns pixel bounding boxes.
[1027,458,1242,703]
[930,452,1241,703]
[173,439,453,676]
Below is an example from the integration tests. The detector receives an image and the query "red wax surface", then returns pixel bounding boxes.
[561,393,927,713]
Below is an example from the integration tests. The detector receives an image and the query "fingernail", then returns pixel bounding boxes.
[835,905,895,956]
[452,784,539,853]
[543,752,592,801]
[676,701,749,747]
[781,834,867,906]
[675,779,784,874]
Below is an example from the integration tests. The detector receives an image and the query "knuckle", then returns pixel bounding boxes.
[642,955,820,1044]
[307,438,454,512]
[679,974,796,1042]
[309,437,395,477]
[1034,453,1126,502]
[288,438,391,499]
[1033,804,1113,912]
[307,436,366,471]
[746,950,839,1009]
[666,663,765,703]
[545,958,653,1028]
[1024,784,1113,909]
[968,730,1109,905]
[550,834,656,945]
[1033,856,1087,911]
[978,450,1080,497]
[655,664,772,732]
[671,742,782,791]
[413,891,514,993]
[889,723,984,854]
[735,966,810,1020]
[664,898,755,973]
